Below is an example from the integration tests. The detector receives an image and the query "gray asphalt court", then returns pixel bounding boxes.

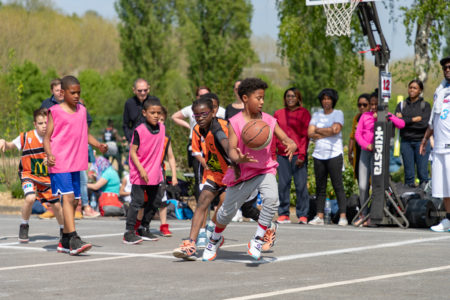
[1,214,449,299]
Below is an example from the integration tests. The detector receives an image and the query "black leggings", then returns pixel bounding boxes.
[314,155,347,214]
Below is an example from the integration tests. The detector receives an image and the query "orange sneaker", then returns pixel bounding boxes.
[173,239,197,260]
[276,215,291,224]
[298,216,308,224]
[262,222,278,252]
[38,210,55,219]
[75,211,83,220]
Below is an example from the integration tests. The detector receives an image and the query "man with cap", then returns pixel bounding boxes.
[420,56,450,232]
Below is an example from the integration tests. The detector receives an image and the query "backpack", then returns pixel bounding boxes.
[400,100,425,113]
[98,192,124,216]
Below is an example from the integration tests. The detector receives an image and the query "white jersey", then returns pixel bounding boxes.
[432,94,450,154]
[309,109,344,160]
[181,105,226,139]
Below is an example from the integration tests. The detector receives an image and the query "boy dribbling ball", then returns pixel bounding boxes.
[202,78,297,261]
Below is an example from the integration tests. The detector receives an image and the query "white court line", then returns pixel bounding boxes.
[219,235,450,264]
[224,264,450,300]
[1,235,449,271]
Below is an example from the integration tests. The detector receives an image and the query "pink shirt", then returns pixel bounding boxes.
[223,112,278,186]
[48,104,88,173]
[129,123,165,185]
[355,112,405,151]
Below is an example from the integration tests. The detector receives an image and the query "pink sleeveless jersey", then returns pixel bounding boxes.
[48,104,88,173]
[223,112,278,186]
[129,123,165,185]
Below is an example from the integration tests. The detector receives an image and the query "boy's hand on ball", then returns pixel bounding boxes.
[236,148,258,164]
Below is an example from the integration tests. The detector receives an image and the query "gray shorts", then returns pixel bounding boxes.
[216,173,279,227]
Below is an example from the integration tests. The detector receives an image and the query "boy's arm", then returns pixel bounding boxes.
[88,132,108,154]
[274,123,297,161]
[119,177,130,197]
[130,143,148,183]
[167,144,178,185]
[0,139,18,152]
[44,112,55,166]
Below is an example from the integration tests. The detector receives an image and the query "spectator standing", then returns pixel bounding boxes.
[307,89,348,226]
[274,88,311,224]
[348,94,370,181]
[421,56,450,232]
[225,80,243,119]
[395,79,431,187]
[103,119,125,177]
[122,78,151,143]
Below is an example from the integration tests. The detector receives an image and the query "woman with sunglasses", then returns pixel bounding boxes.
[348,94,370,181]
[395,79,431,188]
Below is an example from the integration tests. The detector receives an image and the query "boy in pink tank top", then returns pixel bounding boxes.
[44,75,108,256]
[123,97,166,244]
[202,78,297,261]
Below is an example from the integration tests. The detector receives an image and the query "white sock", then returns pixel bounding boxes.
[211,231,222,241]
[207,220,215,228]
[199,228,206,234]
[21,219,29,225]
[254,225,266,239]
[59,225,64,229]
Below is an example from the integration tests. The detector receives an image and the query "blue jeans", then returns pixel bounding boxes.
[277,155,309,218]
[80,170,89,207]
[400,140,430,185]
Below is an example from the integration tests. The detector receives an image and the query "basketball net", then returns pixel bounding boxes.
[323,0,361,37]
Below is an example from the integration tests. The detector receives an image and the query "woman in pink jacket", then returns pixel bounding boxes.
[354,92,405,226]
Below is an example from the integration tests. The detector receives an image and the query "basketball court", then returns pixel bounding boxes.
[1,214,449,299]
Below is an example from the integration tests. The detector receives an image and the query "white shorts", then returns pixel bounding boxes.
[431,152,450,198]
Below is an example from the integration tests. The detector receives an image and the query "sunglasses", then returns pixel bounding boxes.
[193,111,211,118]
[443,65,450,71]
[137,89,149,93]
[358,103,368,108]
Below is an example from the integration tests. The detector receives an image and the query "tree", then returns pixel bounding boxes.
[400,0,448,83]
[443,16,450,57]
[276,0,365,107]
[115,0,178,91]
[178,0,256,101]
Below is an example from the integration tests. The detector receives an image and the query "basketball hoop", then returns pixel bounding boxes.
[322,0,361,37]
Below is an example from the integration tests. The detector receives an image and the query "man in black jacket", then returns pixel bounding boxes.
[122,78,151,143]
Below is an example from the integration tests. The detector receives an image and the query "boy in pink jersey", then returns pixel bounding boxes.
[44,75,107,255]
[123,97,166,244]
[202,78,297,261]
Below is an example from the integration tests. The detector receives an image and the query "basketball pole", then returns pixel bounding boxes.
[356,2,408,226]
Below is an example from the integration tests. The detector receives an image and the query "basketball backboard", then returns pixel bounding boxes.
[306,0,379,6]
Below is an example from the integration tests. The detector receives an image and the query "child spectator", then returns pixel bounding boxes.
[123,97,166,244]
[355,92,405,226]
[0,108,64,242]
[202,78,297,261]
[44,76,107,255]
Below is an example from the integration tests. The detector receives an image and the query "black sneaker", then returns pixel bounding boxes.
[69,235,92,255]
[18,224,29,243]
[123,230,143,244]
[137,227,159,241]
[57,236,70,254]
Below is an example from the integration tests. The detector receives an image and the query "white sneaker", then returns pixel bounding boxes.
[202,236,224,261]
[232,209,243,222]
[431,218,450,232]
[308,216,324,226]
[338,217,348,226]
[248,237,264,260]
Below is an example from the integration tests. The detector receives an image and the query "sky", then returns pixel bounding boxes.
[53,0,419,60]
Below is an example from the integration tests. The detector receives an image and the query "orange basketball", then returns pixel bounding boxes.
[241,120,272,150]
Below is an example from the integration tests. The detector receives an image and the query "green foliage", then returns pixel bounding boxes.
[444,17,450,57]
[115,0,178,92]
[10,179,24,198]
[178,0,257,101]
[276,0,366,107]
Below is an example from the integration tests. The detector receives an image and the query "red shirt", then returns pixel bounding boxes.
[273,107,311,161]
